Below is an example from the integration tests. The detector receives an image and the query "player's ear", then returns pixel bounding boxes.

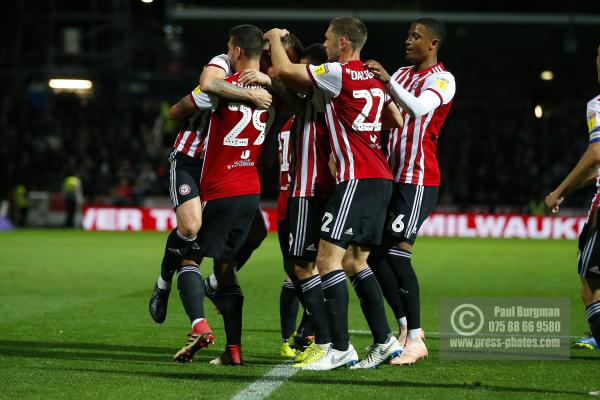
[430,38,439,51]
[339,36,348,51]
[234,46,242,60]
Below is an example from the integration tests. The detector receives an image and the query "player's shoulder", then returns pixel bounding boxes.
[587,94,600,113]
[206,54,232,74]
[426,64,455,81]
[392,66,413,79]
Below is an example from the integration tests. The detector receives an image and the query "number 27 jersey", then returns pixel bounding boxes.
[306,60,393,183]
[190,73,274,201]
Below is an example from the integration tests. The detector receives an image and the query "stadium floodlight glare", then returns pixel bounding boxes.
[48,79,93,90]
[534,105,543,119]
[540,71,554,81]
[141,0,153,3]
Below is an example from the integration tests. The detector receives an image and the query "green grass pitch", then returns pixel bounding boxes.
[0,230,598,399]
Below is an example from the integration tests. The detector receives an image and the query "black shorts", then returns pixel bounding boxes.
[287,197,326,261]
[194,194,260,261]
[578,223,600,279]
[320,178,392,249]
[168,150,203,210]
[383,183,438,246]
[277,220,288,256]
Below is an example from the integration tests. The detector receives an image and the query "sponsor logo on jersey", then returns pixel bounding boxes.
[315,64,329,76]
[178,184,191,195]
[589,114,597,133]
[589,265,600,275]
[436,78,448,91]
[344,227,353,235]
[288,233,294,250]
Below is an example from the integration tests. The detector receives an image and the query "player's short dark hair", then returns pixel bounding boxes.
[414,18,446,49]
[281,34,303,56]
[229,24,265,58]
[301,43,327,65]
[329,17,368,50]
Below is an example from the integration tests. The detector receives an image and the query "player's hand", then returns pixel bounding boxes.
[364,59,391,83]
[246,87,272,110]
[264,28,289,42]
[545,191,564,214]
[239,69,272,87]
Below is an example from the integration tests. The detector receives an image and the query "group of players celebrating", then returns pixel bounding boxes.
[148,16,456,370]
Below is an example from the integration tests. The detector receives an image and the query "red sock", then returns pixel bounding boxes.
[192,319,211,334]
[227,344,242,364]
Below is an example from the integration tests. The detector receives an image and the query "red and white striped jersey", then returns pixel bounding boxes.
[172,111,211,159]
[172,54,234,159]
[586,94,600,220]
[307,60,393,183]
[291,94,335,198]
[278,118,294,192]
[277,116,292,221]
[191,73,275,201]
[387,63,455,186]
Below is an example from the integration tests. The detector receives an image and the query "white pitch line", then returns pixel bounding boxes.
[231,362,298,400]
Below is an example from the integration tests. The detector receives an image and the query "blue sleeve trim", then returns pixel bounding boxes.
[591,126,600,135]
[588,138,600,144]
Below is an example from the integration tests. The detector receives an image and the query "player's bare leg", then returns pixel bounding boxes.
[150,197,202,323]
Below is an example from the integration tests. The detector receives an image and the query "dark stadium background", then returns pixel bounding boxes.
[2,0,599,226]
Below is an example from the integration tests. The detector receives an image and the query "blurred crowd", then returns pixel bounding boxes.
[1,82,596,216]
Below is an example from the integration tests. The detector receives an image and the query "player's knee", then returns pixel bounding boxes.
[398,241,413,252]
[582,287,600,305]
[177,220,200,238]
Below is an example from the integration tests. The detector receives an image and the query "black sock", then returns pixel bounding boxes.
[587,300,600,345]
[220,286,244,346]
[161,229,196,281]
[292,281,314,337]
[176,265,205,323]
[298,275,331,345]
[387,248,420,330]
[280,281,299,341]
[321,270,349,351]
[369,252,406,321]
[350,267,391,344]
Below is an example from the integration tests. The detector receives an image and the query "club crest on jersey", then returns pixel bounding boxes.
[241,150,250,159]
[178,184,191,195]
[315,64,329,76]
[193,86,202,95]
[370,134,377,143]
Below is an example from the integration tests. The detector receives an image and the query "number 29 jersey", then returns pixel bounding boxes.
[306,60,393,183]
[190,72,274,201]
